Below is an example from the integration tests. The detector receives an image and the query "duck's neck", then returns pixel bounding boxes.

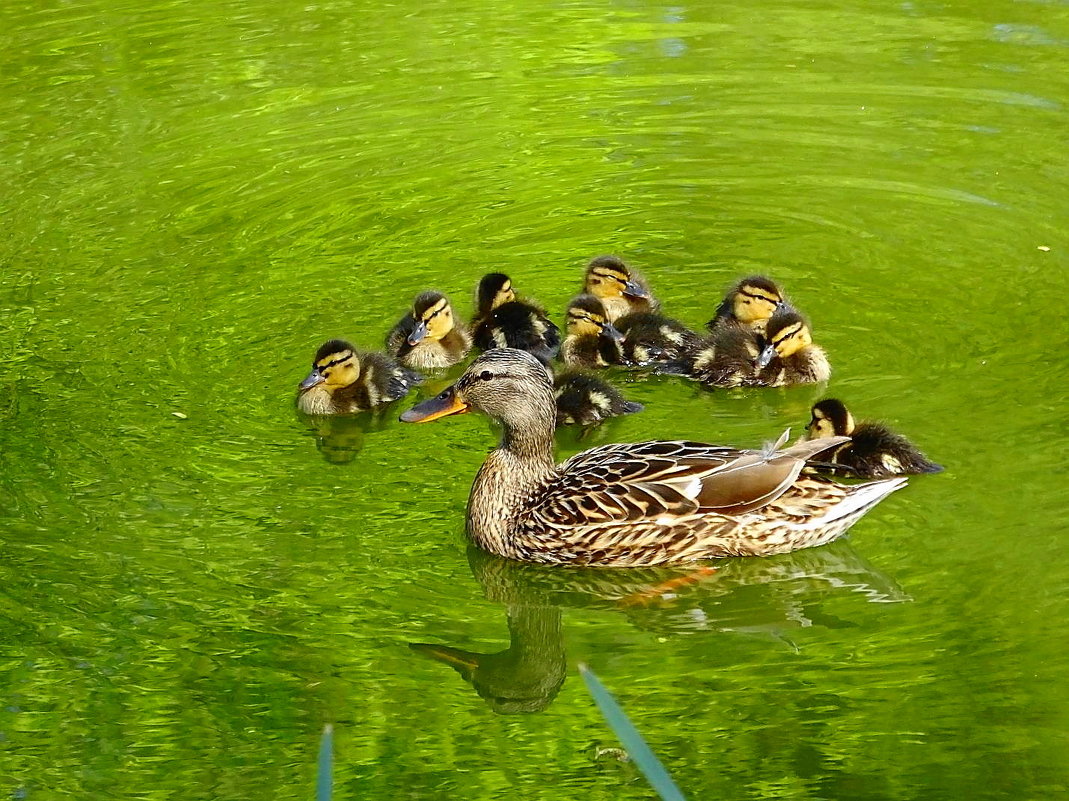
[466,408,557,559]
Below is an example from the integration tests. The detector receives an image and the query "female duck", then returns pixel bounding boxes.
[401,349,905,567]
[386,291,471,369]
[297,339,421,415]
[560,294,625,368]
[471,273,560,365]
[806,398,944,478]
[582,255,659,322]
[752,306,831,386]
[706,275,785,334]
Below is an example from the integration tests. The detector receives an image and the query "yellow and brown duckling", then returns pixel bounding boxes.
[554,369,643,426]
[706,275,786,334]
[752,306,831,386]
[401,348,906,567]
[582,255,659,323]
[386,291,471,370]
[560,294,625,368]
[615,311,703,365]
[297,339,422,415]
[806,399,944,478]
[471,273,561,365]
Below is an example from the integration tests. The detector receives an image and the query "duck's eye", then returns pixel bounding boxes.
[479,370,493,381]
[322,371,331,378]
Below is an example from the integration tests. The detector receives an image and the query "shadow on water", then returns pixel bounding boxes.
[411,542,906,714]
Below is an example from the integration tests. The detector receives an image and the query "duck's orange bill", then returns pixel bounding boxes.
[400,387,470,423]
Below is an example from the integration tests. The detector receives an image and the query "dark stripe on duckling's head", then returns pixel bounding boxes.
[413,290,448,318]
[314,339,356,365]
[477,273,515,312]
[727,275,785,324]
[757,306,813,366]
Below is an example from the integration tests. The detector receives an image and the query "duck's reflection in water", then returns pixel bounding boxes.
[298,410,395,464]
[411,542,906,714]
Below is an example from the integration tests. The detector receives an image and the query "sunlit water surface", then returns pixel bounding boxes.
[2,0,1068,797]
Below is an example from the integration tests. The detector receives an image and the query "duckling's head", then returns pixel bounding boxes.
[583,255,650,301]
[408,291,456,346]
[727,275,785,325]
[565,294,623,340]
[757,307,813,368]
[808,398,855,439]
[401,349,554,431]
[299,339,361,393]
[477,273,516,313]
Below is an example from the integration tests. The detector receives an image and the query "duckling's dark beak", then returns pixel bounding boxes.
[756,344,777,369]
[622,280,648,299]
[299,369,325,391]
[602,322,625,342]
[407,320,429,346]
[401,386,470,423]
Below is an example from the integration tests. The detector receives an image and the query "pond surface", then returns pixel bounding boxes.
[2,0,1068,797]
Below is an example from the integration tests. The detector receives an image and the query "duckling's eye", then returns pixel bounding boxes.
[322,371,331,378]
[479,370,493,381]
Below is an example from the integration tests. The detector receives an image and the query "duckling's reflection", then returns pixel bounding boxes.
[411,542,906,714]
[298,410,394,464]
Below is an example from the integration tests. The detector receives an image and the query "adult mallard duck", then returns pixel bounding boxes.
[386,291,471,369]
[582,255,659,323]
[806,398,944,478]
[297,339,421,415]
[471,273,560,365]
[400,349,905,567]
[560,294,625,368]
[706,275,786,334]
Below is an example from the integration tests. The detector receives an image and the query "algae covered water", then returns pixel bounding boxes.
[2,0,1068,797]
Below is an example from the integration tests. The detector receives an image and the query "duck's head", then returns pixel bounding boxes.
[408,291,456,346]
[477,273,516,313]
[725,275,785,325]
[565,294,623,341]
[401,349,554,429]
[807,398,855,439]
[757,307,813,368]
[583,255,650,301]
[299,339,360,393]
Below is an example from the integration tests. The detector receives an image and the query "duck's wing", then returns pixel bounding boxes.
[534,435,851,528]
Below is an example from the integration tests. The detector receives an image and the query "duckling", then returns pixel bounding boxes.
[582,255,659,322]
[752,306,830,386]
[674,323,763,387]
[297,339,422,415]
[615,311,703,365]
[806,399,944,478]
[560,294,625,368]
[706,275,786,334]
[471,273,561,365]
[386,291,471,370]
[554,370,644,426]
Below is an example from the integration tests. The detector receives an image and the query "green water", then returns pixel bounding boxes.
[2,0,1068,797]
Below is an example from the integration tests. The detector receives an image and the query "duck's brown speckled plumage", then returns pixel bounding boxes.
[401,349,904,567]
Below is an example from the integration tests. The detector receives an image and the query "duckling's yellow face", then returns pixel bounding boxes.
[420,298,455,341]
[566,303,608,336]
[491,280,515,310]
[769,320,811,359]
[733,283,782,324]
[308,348,360,391]
[807,406,853,439]
[584,266,629,300]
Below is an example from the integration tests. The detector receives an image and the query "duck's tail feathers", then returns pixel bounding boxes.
[820,477,908,527]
